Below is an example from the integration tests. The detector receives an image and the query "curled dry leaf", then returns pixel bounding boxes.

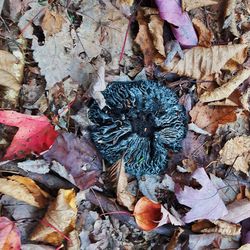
[155,44,248,80]
[200,69,250,103]
[182,0,218,11]
[0,217,21,250]
[135,9,158,67]
[223,0,239,37]
[189,102,237,134]
[116,158,136,211]
[197,220,241,236]
[222,199,250,223]
[0,176,50,208]
[155,0,198,48]
[41,9,65,37]
[31,189,77,246]
[192,18,213,48]
[0,111,58,160]
[175,168,228,223]
[219,136,250,175]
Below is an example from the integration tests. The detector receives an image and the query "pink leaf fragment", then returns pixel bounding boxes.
[175,168,228,223]
[155,0,198,48]
[0,111,58,160]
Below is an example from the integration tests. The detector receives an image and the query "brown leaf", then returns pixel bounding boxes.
[219,136,250,175]
[200,69,250,103]
[0,176,50,208]
[135,9,158,67]
[222,199,250,223]
[118,0,134,6]
[182,0,218,11]
[30,189,77,246]
[155,44,248,80]
[192,18,213,48]
[189,102,237,134]
[148,14,165,57]
[116,158,136,211]
[166,228,183,250]
[41,9,65,37]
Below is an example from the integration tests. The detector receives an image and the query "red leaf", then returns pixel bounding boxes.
[0,111,58,160]
[155,0,198,48]
[0,217,21,250]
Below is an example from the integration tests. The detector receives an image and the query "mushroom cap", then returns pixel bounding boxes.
[88,80,187,176]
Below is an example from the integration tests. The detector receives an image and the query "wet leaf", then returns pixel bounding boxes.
[0,217,21,250]
[155,44,248,80]
[30,189,77,246]
[0,176,50,208]
[0,111,58,160]
[175,168,228,223]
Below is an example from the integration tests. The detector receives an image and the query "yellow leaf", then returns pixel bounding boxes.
[155,44,248,80]
[30,189,77,246]
[116,158,136,211]
[182,0,218,11]
[0,176,50,208]
[192,18,213,48]
[41,9,65,37]
[200,69,250,103]
[220,136,250,175]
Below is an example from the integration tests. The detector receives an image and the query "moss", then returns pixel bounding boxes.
[88,80,187,176]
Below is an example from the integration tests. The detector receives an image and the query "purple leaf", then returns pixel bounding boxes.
[155,0,198,48]
[43,132,102,190]
[175,168,228,223]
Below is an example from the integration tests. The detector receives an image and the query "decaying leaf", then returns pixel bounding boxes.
[0,217,21,250]
[192,18,213,48]
[44,132,102,190]
[194,220,241,236]
[223,0,239,37]
[116,158,136,211]
[222,199,250,223]
[155,44,248,80]
[200,69,250,103]
[155,0,197,48]
[31,189,77,246]
[219,136,250,175]
[175,168,228,223]
[41,9,65,37]
[0,176,50,208]
[0,111,58,160]
[148,14,165,57]
[135,8,157,67]
[182,0,218,11]
[166,228,183,250]
[189,102,237,134]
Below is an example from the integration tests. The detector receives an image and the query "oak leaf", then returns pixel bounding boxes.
[200,69,250,103]
[0,176,50,208]
[189,102,237,134]
[0,111,58,160]
[30,189,77,246]
[219,136,250,175]
[155,44,248,80]
[0,217,21,250]
[182,0,218,11]
[175,168,228,223]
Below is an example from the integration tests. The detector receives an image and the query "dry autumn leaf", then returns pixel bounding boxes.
[0,217,21,250]
[31,189,77,246]
[116,158,136,211]
[192,18,213,47]
[182,0,218,11]
[189,102,237,134]
[200,68,250,103]
[0,176,50,208]
[41,9,65,37]
[219,136,250,175]
[118,0,134,6]
[155,44,248,80]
